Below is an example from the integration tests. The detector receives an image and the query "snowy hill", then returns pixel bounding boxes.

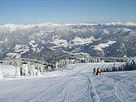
[0,62,136,102]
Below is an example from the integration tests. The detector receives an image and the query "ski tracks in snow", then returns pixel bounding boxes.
[82,74,100,102]
[115,77,136,102]
[70,73,100,102]
[54,73,100,102]
[93,72,136,102]
[26,72,100,102]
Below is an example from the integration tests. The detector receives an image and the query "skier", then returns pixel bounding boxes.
[98,67,102,75]
[99,68,102,75]
[96,67,102,75]
[93,68,96,75]
[96,67,99,75]
[106,67,109,72]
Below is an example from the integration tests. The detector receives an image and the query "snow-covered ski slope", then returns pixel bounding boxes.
[0,63,136,102]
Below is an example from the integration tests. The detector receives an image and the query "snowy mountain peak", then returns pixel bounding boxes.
[0,22,136,32]
[105,21,136,26]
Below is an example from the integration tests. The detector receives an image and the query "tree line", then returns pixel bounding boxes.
[103,59,136,72]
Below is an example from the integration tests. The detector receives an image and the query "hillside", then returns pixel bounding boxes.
[0,22,136,62]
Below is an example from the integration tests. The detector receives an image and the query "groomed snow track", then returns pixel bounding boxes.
[0,63,136,102]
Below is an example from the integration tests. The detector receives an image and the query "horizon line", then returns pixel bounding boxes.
[0,21,136,25]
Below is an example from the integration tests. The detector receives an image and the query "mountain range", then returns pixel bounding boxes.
[0,22,136,62]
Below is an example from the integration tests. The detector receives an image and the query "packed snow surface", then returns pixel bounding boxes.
[0,63,136,102]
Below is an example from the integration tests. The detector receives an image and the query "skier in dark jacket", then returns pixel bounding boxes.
[106,67,109,72]
[96,67,102,75]
[93,68,96,75]
[96,68,99,75]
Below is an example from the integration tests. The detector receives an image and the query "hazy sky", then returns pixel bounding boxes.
[0,0,136,24]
